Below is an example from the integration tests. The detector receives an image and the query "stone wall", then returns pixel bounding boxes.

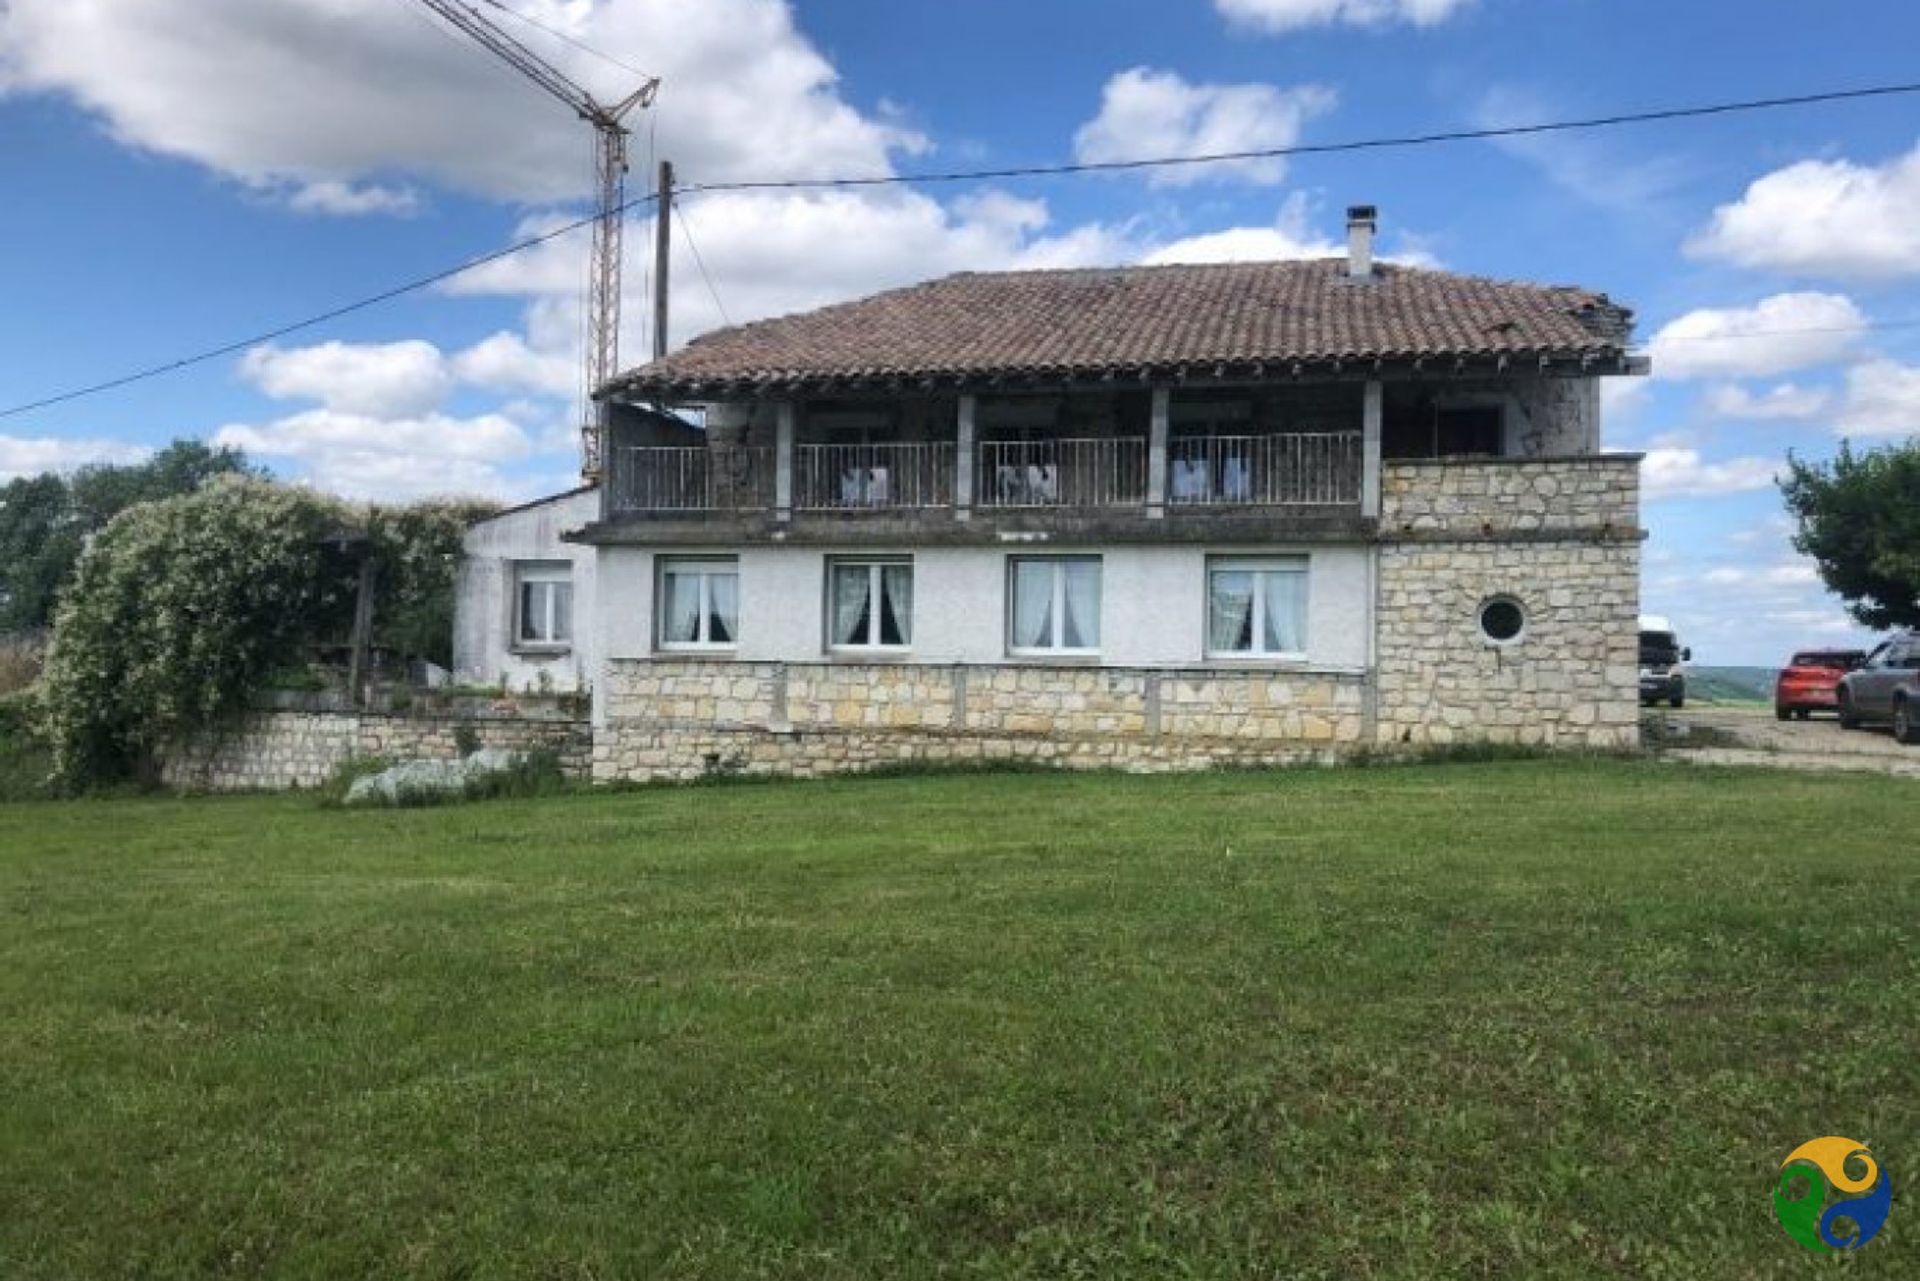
[1375,457,1641,750]
[1380,455,1638,536]
[596,659,1366,783]
[161,704,591,792]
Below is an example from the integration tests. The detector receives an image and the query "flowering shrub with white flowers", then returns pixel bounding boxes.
[40,476,354,784]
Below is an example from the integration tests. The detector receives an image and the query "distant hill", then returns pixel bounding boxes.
[1686,666,1776,704]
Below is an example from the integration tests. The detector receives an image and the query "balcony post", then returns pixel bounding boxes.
[775,401,795,522]
[1148,386,1170,518]
[1361,380,1382,518]
[955,394,976,521]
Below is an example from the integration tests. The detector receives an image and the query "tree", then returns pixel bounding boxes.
[40,476,355,784]
[367,498,500,670]
[1781,440,1920,631]
[0,440,255,634]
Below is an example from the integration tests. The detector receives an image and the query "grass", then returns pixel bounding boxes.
[1,759,1915,1278]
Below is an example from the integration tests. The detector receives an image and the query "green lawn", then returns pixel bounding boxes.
[1,761,1914,1279]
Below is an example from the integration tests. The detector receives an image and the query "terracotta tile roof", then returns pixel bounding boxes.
[608,259,1637,399]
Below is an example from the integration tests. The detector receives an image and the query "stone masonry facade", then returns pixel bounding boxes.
[594,661,1367,783]
[1375,457,1641,750]
[161,707,591,792]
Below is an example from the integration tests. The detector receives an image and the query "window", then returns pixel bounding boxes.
[514,562,573,648]
[828,559,912,649]
[658,558,739,649]
[1008,557,1101,654]
[1207,557,1308,657]
[1479,596,1527,645]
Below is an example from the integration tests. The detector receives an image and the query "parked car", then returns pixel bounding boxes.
[1638,615,1689,707]
[1774,648,1867,720]
[1836,632,1920,744]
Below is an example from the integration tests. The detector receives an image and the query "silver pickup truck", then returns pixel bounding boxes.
[1837,631,1920,745]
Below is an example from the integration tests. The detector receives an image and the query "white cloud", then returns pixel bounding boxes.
[1640,447,1779,501]
[1472,85,1686,211]
[1687,143,1920,280]
[1073,68,1335,187]
[0,0,917,210]
[1647,293,1865,381]
[1704,382,1832,421]
[1215,0,1475,33]
[1835,359,1920,438]
[240,340,453,419]
[1140,191,1439,266]
[213,409,534,502]
[1701,563,1821,588]
[447,188,1143,362]
[452,332,580,401]
[0,435,150,481]
[281,180,422,217]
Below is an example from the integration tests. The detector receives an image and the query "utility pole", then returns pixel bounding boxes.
[653,160,673,361]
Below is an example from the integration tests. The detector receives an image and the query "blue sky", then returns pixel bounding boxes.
[3,0,1919,664]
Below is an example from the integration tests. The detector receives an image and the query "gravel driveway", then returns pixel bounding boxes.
[1651,705,1920,778]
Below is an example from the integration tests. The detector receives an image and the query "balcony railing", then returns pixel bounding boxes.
[977,437,1148,508]
[796,442,955,511]
[608,433,1362,515]
[611,445,774,512]
[1168,432,1363,507]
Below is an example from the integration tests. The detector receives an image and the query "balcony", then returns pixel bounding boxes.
[610,444,774,512]
[796,442,954,511]
[606,431,1366,528]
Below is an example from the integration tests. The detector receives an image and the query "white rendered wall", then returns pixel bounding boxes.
[593,542,1372,678]
[453,488,599,691]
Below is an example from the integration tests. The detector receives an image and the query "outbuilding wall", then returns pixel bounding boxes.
[453,488,599,692]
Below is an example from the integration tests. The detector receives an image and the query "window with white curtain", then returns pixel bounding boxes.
[1206,556,1308,658]
[658,557,739,649]
[828,559,912,649]
[1008,557,1101,654]
[513,562,573,648]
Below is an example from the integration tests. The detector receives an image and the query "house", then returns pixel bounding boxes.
[463,207,1648,781]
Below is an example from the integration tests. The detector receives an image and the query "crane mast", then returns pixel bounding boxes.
[410,0,658,481]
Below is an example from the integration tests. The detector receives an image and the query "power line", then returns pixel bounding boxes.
[678,81,1920,196]
[674,202,732,329]
[6,79,1920,420]
[0,198,654,421]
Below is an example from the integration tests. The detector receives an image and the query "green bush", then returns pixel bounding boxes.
[0,688,52,801]
[39,477,355,785]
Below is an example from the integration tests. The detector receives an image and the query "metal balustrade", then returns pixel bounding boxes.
[610,432,1363,514]
[977,437,1149,508]
[610,445,774,512]
[795,442,955,510]
[1167,432,1364,507]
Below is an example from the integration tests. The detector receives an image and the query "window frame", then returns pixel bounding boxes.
[656,556,740,652]
[1005,555,1102,658]
[511,560,574,652]
[825,556,914,653]
[1204,555,1310,661]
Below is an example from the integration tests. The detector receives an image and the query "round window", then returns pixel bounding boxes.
[1478,596,1527,645]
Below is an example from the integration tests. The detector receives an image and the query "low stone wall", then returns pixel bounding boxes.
[597,660,1367,784]
[161,703,591,792]
[1375,457,1641,750]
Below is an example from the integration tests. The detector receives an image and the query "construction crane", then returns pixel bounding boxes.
[411,0,659,481]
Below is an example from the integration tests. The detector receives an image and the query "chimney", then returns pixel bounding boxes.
[1346,204,1377,279]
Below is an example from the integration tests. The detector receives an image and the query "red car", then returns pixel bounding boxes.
[1775,649,1867,720]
